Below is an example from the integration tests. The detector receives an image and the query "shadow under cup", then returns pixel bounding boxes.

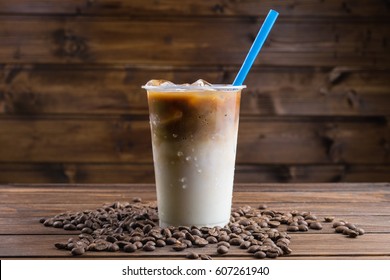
[143,84,245,227]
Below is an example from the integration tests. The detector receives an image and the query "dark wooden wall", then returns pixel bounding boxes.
[0,0,389,184]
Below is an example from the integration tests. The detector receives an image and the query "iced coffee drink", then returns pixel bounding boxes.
[143,80,245,227]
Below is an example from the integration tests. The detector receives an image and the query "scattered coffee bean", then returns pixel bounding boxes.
[357,228,365,235]
[346,223,357,230]
[287,225,299,232]
[324,216,334,222]
[333,221,346,228]
[200,254,213,260]
[63,223,77,231]
[258,204,268,210]
[229,238,243,246]
[247,245,261,253]
[309,222,323,230]
[268,221,281,228]
[108,243,120,252]
[298,224,309,232]
[218,241,230,248]
[132,197,142,203]
[186,252,199,259]
[156,239,166,247]
[123,244,137,253]
[172,242,187,251]
[54,242,67,250]
[166,237,177,245]
[347,230,359,238]
[254,251,267,259]
[335,225,349,233]
[217,245,229,254]
[240,241,252,249]
[41,201,365,259]
[39,218,46,223]
[206,236,218,244]
[71,247,85,256]
[143,244,156,251]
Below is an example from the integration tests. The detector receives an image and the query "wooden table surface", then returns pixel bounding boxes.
[1,183,389,259]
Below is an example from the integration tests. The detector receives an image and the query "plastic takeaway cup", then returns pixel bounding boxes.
[142,80,245,227]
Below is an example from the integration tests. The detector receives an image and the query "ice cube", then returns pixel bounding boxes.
[191,79,213,87]
[145,80,176,87]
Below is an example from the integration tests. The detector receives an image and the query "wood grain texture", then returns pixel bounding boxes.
[0,17,388,66]
[0,183,389,259]
[0,118,388,164]
[1,66,390,116]
[1,163,390,184]
[0,0,389,17]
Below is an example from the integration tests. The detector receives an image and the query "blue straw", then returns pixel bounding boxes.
[232,9,279,86]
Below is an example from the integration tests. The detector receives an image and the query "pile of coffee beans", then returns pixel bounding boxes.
[40,199,364,259]
[332,221,365,238]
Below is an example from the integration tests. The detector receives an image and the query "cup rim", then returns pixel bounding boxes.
[142,84,246,91]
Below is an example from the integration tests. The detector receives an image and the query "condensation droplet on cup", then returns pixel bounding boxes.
[172,134,178,138]
[185,156,191,161]
[197,169,202,173]
[177,151,183,157]
[182,184,187,189]
[180,177,186,183]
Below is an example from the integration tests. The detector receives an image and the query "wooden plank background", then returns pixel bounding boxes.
[0,0,389,184]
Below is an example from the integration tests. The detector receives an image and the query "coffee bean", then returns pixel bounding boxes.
[134,241,143,249]
[357,228,365,235]
[258,204,268,210]
[166,237,177,245]
[186,252,199,259]
[194,237,208,247]
[54,242,67,250]
[172,242,187,251]
[132,197,142,203]
[63,223,77,231]
[298,225,309,232]
[247,245,261,253]
[143,244,156,251]
[287,225,299,232]
[217,241,230,248]
[309,222,323,230]
[324,216,335,222]
[185,232,195,243]
[218,234,230,242]
[81,227,93,234]
[43,219,54,227]
[345,223,357,230]
[71,247,85,256]
[53,221,64,228]
[342,228,351,235]
[335,225,349,233]
[266,250,278,258]
[278,244,292,254]
[156,240,166,247]
[124,244,137,253]
[240,241,252,249]
[333,221,346,228]
[39,218,46,223]
[268,221,280,228]
[206,236,218,244]
[229,238,243,246]
[217,245,229,254]
[180,239,193,248]
[106,236,117,243]
[254,251,266,259]
[347,230,358,238]
[305,214,317,220]
[200,254,213,260]
[94,242,109,251]
[108,243,120,252]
